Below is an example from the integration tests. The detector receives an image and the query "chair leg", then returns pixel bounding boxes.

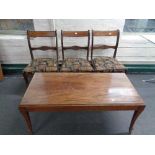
[23,72,29,85]
[90,60,96,72]
[125,68,128,74]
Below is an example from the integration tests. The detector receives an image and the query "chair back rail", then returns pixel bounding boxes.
[61,30,90,60]
[27,31,56,37]
[91,30,120,59]
[31,46,57,51]
[62,31,89,37]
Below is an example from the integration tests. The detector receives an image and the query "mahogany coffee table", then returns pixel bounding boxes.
[19,73,145,134]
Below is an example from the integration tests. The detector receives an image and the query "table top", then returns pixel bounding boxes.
[20,73,144,109]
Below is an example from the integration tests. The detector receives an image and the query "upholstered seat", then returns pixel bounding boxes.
[24,58,58,73]
[92,57,125,72]
[60,58,93,72]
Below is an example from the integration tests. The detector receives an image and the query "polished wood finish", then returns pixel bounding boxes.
[62,31,90,37]
[61,30,90,60]
[91,30,120,59]
[27,31,56,37]
[0,64,3,80]
[93,30,118,36]
[19,73,145,134]
[20,73,144,107]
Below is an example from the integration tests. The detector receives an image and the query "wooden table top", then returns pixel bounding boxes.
[20,73,144,110]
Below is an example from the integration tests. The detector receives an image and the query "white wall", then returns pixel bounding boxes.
[54,19,125,30]
[0,19,155,64]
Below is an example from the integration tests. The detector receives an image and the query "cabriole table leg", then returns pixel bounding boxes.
[129,106,145,134]
[19,108,33,134]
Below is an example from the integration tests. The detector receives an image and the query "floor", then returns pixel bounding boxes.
[0,74,155,135]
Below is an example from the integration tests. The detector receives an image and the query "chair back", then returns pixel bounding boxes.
[61,30,90,60]
[27,31,58,62]
[91,30,120,59]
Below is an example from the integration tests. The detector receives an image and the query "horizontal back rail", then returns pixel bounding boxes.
[62,31,89,37]
[93,30,118,36]
[31,46,57,51]
[93,45,116,50]
[63,46,88,50]
[27,31,56,38]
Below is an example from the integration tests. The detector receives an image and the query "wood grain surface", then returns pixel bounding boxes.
[20,73,144,110]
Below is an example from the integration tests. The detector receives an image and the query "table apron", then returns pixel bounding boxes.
[19,105,144,112]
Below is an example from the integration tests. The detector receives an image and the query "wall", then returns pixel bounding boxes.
[0,19,155,65]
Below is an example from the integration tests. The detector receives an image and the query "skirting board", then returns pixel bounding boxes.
[1,64,155,74]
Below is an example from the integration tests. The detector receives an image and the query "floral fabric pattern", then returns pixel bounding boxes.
[92,57,125,72]
[60,58,93,72]
[23,58,58,73]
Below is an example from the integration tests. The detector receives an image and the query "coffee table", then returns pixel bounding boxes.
[19,73,145,134]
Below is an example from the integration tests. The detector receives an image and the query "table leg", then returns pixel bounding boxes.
[20,108,33,134]
[129,106,145,134]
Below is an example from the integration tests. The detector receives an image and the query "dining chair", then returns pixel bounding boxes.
[60,30,93,72]
[23,30,59,84]
[91,29,126,72]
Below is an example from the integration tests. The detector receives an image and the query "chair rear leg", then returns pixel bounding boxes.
[23,72,29,85]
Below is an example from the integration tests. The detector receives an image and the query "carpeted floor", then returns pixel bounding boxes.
[0,74,155,135]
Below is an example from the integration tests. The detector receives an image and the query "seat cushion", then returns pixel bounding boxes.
[23,58,58,73]
[60,58,93,72]
[93,57,125,72]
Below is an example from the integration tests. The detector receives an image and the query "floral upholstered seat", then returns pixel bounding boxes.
[23,58,58,73]
[92,57,125,72]
[60,58,93,72]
